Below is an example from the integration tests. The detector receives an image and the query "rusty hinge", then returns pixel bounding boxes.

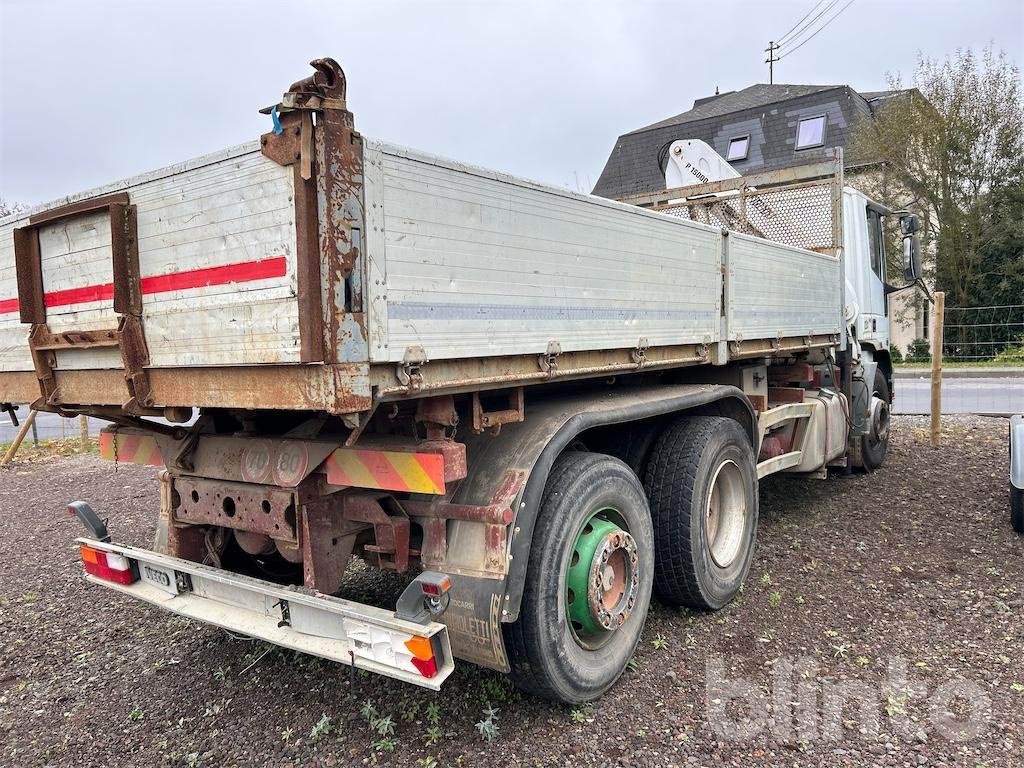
[472,387,524,435]
[396,346,427,393]
[538,340,562,375]
[631,337,649,367]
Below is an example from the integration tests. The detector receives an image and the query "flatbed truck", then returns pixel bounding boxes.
[0,59,922,703]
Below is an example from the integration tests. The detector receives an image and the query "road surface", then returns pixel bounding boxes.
[892,376,1023,416]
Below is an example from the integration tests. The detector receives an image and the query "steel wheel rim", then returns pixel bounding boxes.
[565,508,640,650]
[705,459,746,568]
[868,393,890,446]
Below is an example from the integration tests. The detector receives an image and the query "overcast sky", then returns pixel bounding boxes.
[1,0,1021,205]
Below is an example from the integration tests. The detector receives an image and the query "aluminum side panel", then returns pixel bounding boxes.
[727,232,841,341]
[0,144,301,371]
[0,216,32,371]
[368,142,722,363]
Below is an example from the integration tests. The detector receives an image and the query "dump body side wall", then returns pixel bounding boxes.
[0,143,301,374]
[363,140,842,368]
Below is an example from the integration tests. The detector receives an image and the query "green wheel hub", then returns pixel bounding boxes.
[566,509,640,645]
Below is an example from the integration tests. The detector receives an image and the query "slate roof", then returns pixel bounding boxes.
[592,84,906,200]
[632,83,843,133]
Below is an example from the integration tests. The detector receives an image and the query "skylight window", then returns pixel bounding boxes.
[795,115,826,149]
[726,135,749,161]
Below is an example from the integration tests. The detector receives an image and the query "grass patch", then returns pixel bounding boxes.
[0,436,99,463]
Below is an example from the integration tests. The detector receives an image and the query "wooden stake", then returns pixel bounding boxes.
[1,409,38,466]
[79,414,90,451]
[930,291,945,448]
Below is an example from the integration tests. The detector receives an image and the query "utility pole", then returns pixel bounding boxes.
[764,41,780,84]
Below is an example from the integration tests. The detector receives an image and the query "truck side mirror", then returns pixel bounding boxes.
[899,213,920,235]
[902,234,922,282]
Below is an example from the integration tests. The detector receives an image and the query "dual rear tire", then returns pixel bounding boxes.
[506,416,758,702]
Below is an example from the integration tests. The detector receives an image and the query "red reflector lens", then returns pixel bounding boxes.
[410,655,438,678]
[421,575,452,597]
[80,547,138,585]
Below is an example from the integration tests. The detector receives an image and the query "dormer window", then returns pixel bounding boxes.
[795,115,826,149]
[726,135,750,161]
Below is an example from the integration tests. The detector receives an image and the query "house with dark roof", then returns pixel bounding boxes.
[592,81,927,353]
[592,83,907,200]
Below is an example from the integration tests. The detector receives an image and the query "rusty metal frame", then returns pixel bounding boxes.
[471,387,525,434]
[12,192,154,412]
[260,57,368,368]
[260,110,325,363]
[172,475,299,542]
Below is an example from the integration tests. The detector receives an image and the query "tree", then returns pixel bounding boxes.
[0,198,26,218]
[850,45,1024,308]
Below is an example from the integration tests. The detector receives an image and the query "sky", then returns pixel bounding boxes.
[1,0,1021,206]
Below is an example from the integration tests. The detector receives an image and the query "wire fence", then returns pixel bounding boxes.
[897,304,1024,365]
[942,304,1024,363]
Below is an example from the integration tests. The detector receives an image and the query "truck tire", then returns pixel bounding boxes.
[644,416,758,610]
[505,451,654,703]
[860,369,891,472]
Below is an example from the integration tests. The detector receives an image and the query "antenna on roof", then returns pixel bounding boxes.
[764,41,780,84]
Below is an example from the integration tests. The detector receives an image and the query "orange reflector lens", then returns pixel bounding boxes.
[80,545,101,565]
[404,635,435,661]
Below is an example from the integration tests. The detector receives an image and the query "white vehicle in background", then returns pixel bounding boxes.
[0,59,924,703]
[1012,415,1024,533]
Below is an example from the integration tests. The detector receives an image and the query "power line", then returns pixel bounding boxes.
[779,0,842,49]
[778,0,857,59]
[775,0,830,47]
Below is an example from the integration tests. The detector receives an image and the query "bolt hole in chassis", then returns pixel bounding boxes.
[0,59,889,701]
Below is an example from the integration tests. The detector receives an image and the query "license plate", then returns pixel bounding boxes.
[140,562,178,595]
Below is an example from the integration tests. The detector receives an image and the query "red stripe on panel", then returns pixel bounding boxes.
[0,256,289,314]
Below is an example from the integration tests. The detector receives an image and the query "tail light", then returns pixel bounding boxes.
[347,621,444,679]
[80,545,138,585]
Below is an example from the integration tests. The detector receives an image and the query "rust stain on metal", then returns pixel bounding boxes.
[172,475,299,543]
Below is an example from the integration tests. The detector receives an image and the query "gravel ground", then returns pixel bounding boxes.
[1,415,1021,767]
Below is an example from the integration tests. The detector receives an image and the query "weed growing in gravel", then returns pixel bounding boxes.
[425,701,441,726]
[310,714,332,741]
[416,757,439,768]
[425,726,442,747]
[626,656,640,672]
[374,715,396,737]
[832,644,849,659]
[652,633,667,650]
[398,695,420,722]
[128,705,144,721]
[280,727,294,743]
[475,704,500,742]
[760,573,772,586]
[213,666,228,682]
[1011,682,1024,693]
[768,590,782,608]
[479,671,519,704]
[361,699,379,722]
[570,704,592,723]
